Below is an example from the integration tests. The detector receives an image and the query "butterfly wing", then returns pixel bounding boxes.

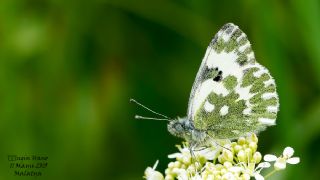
[187,23,279,139]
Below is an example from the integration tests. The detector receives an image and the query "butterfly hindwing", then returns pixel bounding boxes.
[187,23,279,139]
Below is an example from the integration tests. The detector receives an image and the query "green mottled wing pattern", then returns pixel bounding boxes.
[187,23,279,139]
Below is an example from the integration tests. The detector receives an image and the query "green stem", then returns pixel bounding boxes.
[265,169,277,179]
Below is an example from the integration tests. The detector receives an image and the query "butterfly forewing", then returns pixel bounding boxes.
[187,23,279,139]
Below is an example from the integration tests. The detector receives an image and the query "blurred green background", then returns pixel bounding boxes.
[0,0,319,179]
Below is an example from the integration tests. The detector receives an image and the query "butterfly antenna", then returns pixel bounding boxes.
[134,115,170,121]
[130,99,170,119]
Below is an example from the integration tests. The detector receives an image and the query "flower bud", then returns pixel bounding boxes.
[237,150,246,162]
[168,162,175,168]
[241,173,250,180]
[231,142,237,147]
[223,161,232,168]
[164,175,174,180]
[234,145,242,153]
[207,175,214,179]
[220,168,227,175]
[249,142,257,152]
[182,156,190,165]
[145,167,164,180]
[238,137,246,145]
[246,133,258,143]
[253,152,262,163]
[218,154,226,164]
[164,168,171,175]
[174,161,181,168]
[245,148,253,159]
[215,164,224,170]
[223,149,234,162]
[222,172,235,180]
[187,164,196,174]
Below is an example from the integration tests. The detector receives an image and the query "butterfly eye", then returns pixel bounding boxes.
[175,124,183,131]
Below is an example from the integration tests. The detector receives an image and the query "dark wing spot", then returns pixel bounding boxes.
[226,27,234,34]
[221,23,232,31]
[213,71,223,82]
[202,67,223,82]
[210,35,218,47]
[213,76,222,81]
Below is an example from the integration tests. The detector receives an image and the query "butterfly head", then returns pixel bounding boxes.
[167,117,193,139]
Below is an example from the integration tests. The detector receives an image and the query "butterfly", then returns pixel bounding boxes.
[132,23,279,148]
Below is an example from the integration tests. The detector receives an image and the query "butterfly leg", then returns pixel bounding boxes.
[193,146,208,151]
[211,140,233,153]
[205,132,232,151]
[188,144,196,161]
[189,142,203,176]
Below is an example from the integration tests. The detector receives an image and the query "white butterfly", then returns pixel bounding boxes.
[134,23,279,148]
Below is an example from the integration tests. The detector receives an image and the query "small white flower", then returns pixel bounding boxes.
[254,173,264,180]
[222,172,235,180]
[229,166,243,173]
[253,162,271,180]
[168,145,220,161]
[238,162,270,180]
[175,168,202,180]
[191,173,202,180]
[257,162,271,168]
[264,146,300,170]
[144,160,164,180]
[176,169,188,180]
[146,136,300,180]
[251,162,271,180]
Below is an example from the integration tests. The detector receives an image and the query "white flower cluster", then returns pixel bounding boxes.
[144,134,299,180]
